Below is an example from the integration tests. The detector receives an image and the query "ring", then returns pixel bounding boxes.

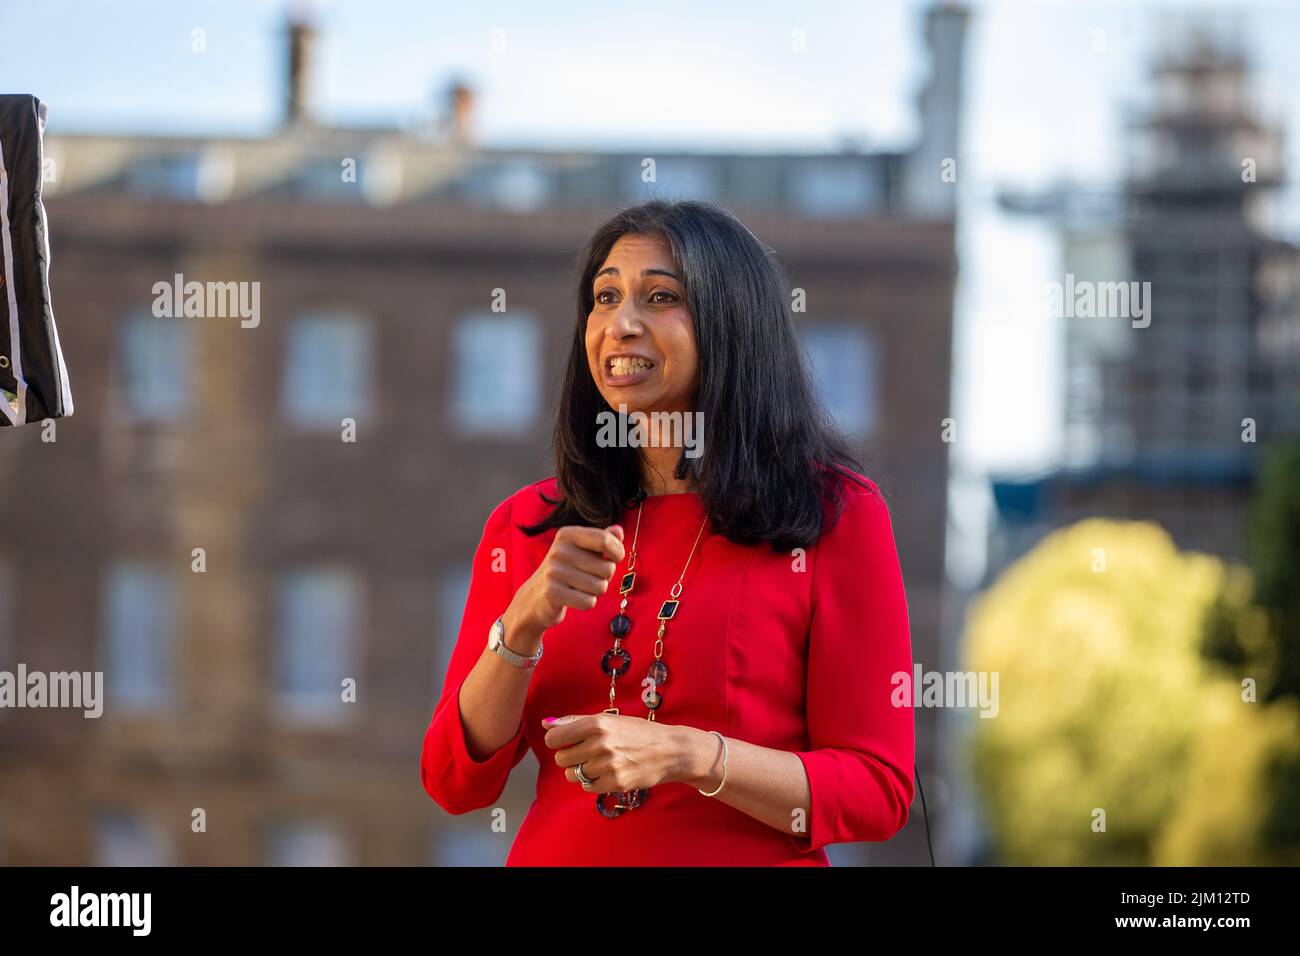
[575,763,596,790]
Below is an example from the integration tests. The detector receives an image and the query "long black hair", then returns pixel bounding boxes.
[519,199,873,552]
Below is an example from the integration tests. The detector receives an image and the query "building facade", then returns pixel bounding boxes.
[990,35,1300,575]
[0,7,964,865]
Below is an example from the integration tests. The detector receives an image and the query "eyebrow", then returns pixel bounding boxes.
[593,267,681,282]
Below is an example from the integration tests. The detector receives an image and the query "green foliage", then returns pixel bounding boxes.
[964,518,1300,865]
[1199,565,1275,684]
[1244,437,1300,701]
[1247,437,1300,615]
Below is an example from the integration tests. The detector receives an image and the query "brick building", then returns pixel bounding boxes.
[0,6,964,865]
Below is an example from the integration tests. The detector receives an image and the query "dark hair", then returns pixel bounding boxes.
[519,199,872,552]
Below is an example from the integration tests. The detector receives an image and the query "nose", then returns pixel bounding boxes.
[608,300,645,340]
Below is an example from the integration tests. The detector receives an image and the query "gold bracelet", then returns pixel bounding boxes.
[698,730,728,797]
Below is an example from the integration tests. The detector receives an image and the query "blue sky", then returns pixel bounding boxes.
[5,0,1299,492]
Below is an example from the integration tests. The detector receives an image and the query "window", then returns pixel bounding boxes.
[121,310,192,421]
[265,821,349,866]
[273,568,361,724]
[495,159,550,211]
[104,563,176,712]
[449,312,540,435]
[627,157,719,202]
[96,810,172,866]
[127,149,234,203]
[282,312,373,427]
[434,564,472,697]
[293,151,402,206]
[294,157,366,203]
[789,159,880,217]
[728,159,783,207]
[476,159,552,211]
[800,323,878,439]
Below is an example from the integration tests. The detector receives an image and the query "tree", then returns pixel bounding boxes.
[965,518,1300,865]
[1243,436,1300,701]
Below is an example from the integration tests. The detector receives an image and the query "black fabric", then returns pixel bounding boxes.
[0,93,73,426]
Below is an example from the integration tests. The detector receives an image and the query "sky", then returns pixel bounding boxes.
[5,0,1300,575]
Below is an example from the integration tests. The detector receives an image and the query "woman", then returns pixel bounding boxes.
[420,199,914,866]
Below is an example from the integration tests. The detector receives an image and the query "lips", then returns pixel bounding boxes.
[603,353,656,387]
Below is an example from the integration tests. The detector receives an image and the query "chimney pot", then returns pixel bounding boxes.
[446,81,475,145]
[285,11,317,126]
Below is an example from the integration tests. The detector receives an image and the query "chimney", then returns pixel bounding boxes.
[445,80,475,145]
[902,2,970,218]
[285,10,317,126]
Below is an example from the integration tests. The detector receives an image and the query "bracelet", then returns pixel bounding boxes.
[698,730,728,797]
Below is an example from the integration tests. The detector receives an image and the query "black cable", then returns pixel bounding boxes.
[915,761,936,866]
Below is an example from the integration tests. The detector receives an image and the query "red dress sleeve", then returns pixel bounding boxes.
[788,476,916,853]
[420,492,532,815]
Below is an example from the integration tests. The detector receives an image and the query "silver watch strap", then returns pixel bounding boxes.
[491,617,543,668]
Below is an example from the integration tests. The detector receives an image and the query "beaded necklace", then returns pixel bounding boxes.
[595,491,710,818]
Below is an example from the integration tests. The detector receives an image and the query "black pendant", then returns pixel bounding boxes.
[641,683,662,710]
[658,600,680,620]
[619,571,636,594]
[601,647,631,677]
[609,613,631,637]
[645,659,669,687]
[596,788,650,818]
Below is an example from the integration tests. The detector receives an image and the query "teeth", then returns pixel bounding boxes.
[610,357,652,375]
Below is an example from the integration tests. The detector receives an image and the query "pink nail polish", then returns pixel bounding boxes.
[543,717,558,726]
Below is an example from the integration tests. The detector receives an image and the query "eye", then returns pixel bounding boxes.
[594,288,617,305]
[650,290,679,303]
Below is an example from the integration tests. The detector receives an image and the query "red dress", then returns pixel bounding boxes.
[420,470,915,866]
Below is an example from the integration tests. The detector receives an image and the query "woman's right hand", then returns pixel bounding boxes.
[503,524,626,643]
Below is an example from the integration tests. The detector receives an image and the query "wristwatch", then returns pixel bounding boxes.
[487,615,544,669]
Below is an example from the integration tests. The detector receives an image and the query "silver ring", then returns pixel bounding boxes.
[575,763,595,789]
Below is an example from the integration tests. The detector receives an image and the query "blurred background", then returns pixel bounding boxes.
[1,0,1298,865]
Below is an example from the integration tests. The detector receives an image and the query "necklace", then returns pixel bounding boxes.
[595,491,710,819]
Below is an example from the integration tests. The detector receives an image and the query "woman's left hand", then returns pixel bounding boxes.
[542,713,690,793]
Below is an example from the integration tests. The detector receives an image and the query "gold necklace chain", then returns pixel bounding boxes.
[595,493,709,818]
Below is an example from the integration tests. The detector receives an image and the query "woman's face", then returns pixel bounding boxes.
[586,233,699,417]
